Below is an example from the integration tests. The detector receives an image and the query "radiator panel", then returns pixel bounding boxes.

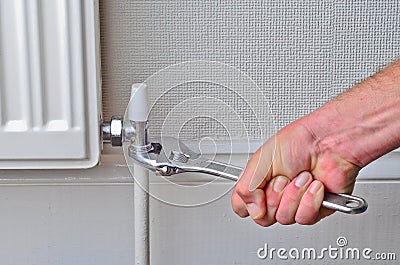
[0,0,100,168]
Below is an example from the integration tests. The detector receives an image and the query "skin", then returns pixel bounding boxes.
[231,60,400,226]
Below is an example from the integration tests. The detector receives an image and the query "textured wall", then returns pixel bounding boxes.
[100,0,400,140]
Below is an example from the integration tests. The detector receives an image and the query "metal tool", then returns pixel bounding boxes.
[129,135,368,214]
[124,82,367,215]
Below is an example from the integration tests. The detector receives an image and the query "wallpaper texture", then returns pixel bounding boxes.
[100,0,400,141]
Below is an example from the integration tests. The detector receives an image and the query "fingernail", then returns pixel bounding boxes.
[295,172,311,188]
[247,203,261,219]
[249,176,263,192]
[309,181,322,195]
[273,176,288,193]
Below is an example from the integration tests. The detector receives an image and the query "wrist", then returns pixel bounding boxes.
[301,112,379,167]
[300,63,400,167]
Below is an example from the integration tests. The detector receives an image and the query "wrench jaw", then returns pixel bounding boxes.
[128,135,222,179]
[128,136,241,180]
[128,139,187,177]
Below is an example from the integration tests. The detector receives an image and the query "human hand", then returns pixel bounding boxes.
[231,121,360,226]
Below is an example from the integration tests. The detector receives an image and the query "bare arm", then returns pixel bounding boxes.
[231,60,400,226]
[303,60,400,167]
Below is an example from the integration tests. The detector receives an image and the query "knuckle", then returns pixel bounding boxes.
[284,188,302,202]
[295,214,318,225]
[255,220,269,227]
[255,218,276,227]
[232,206,247,218]
[295,205,319,225]
[235,183,252,199]
[295,215,315,225]
[266,197,279,208]
[236,211,249,218]
[231,200,249,218]
[275,211,295,225]
[302,196,318,210]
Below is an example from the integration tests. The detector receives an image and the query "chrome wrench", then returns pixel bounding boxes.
[129,136,368,214]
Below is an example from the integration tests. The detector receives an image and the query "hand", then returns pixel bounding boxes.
[231,120,360,226]
[231,60,400,227]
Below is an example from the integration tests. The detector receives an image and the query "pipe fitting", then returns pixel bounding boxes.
[102,115,125,146]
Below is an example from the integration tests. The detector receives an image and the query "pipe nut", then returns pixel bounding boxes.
[110,116,123,146]
[102,116,124,146]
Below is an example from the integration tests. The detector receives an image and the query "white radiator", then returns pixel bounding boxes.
[0,0,100,168]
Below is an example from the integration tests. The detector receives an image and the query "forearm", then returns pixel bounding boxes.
[301,60,400,167]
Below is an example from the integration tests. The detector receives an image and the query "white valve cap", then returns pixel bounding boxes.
[128,83,149,122]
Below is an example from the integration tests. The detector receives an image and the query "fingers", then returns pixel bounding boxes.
[240,187,266,220]
[275,171,313,225]
[295,180,324,225]
[232,175,291,227]
[231,189,249,218]
[232,169,327,226]
[231,138,275,223]
[254,176,290,227]
[231,187,266,220]
[246,137,276,191]
[233,177,266,221]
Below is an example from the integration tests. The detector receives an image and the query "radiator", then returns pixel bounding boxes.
[0,0,100,168]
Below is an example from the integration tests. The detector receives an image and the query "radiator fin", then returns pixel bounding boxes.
[0,0,99,168]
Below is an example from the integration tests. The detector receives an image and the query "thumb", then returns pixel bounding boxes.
[234,136,276,220]
[247,135,277,191]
